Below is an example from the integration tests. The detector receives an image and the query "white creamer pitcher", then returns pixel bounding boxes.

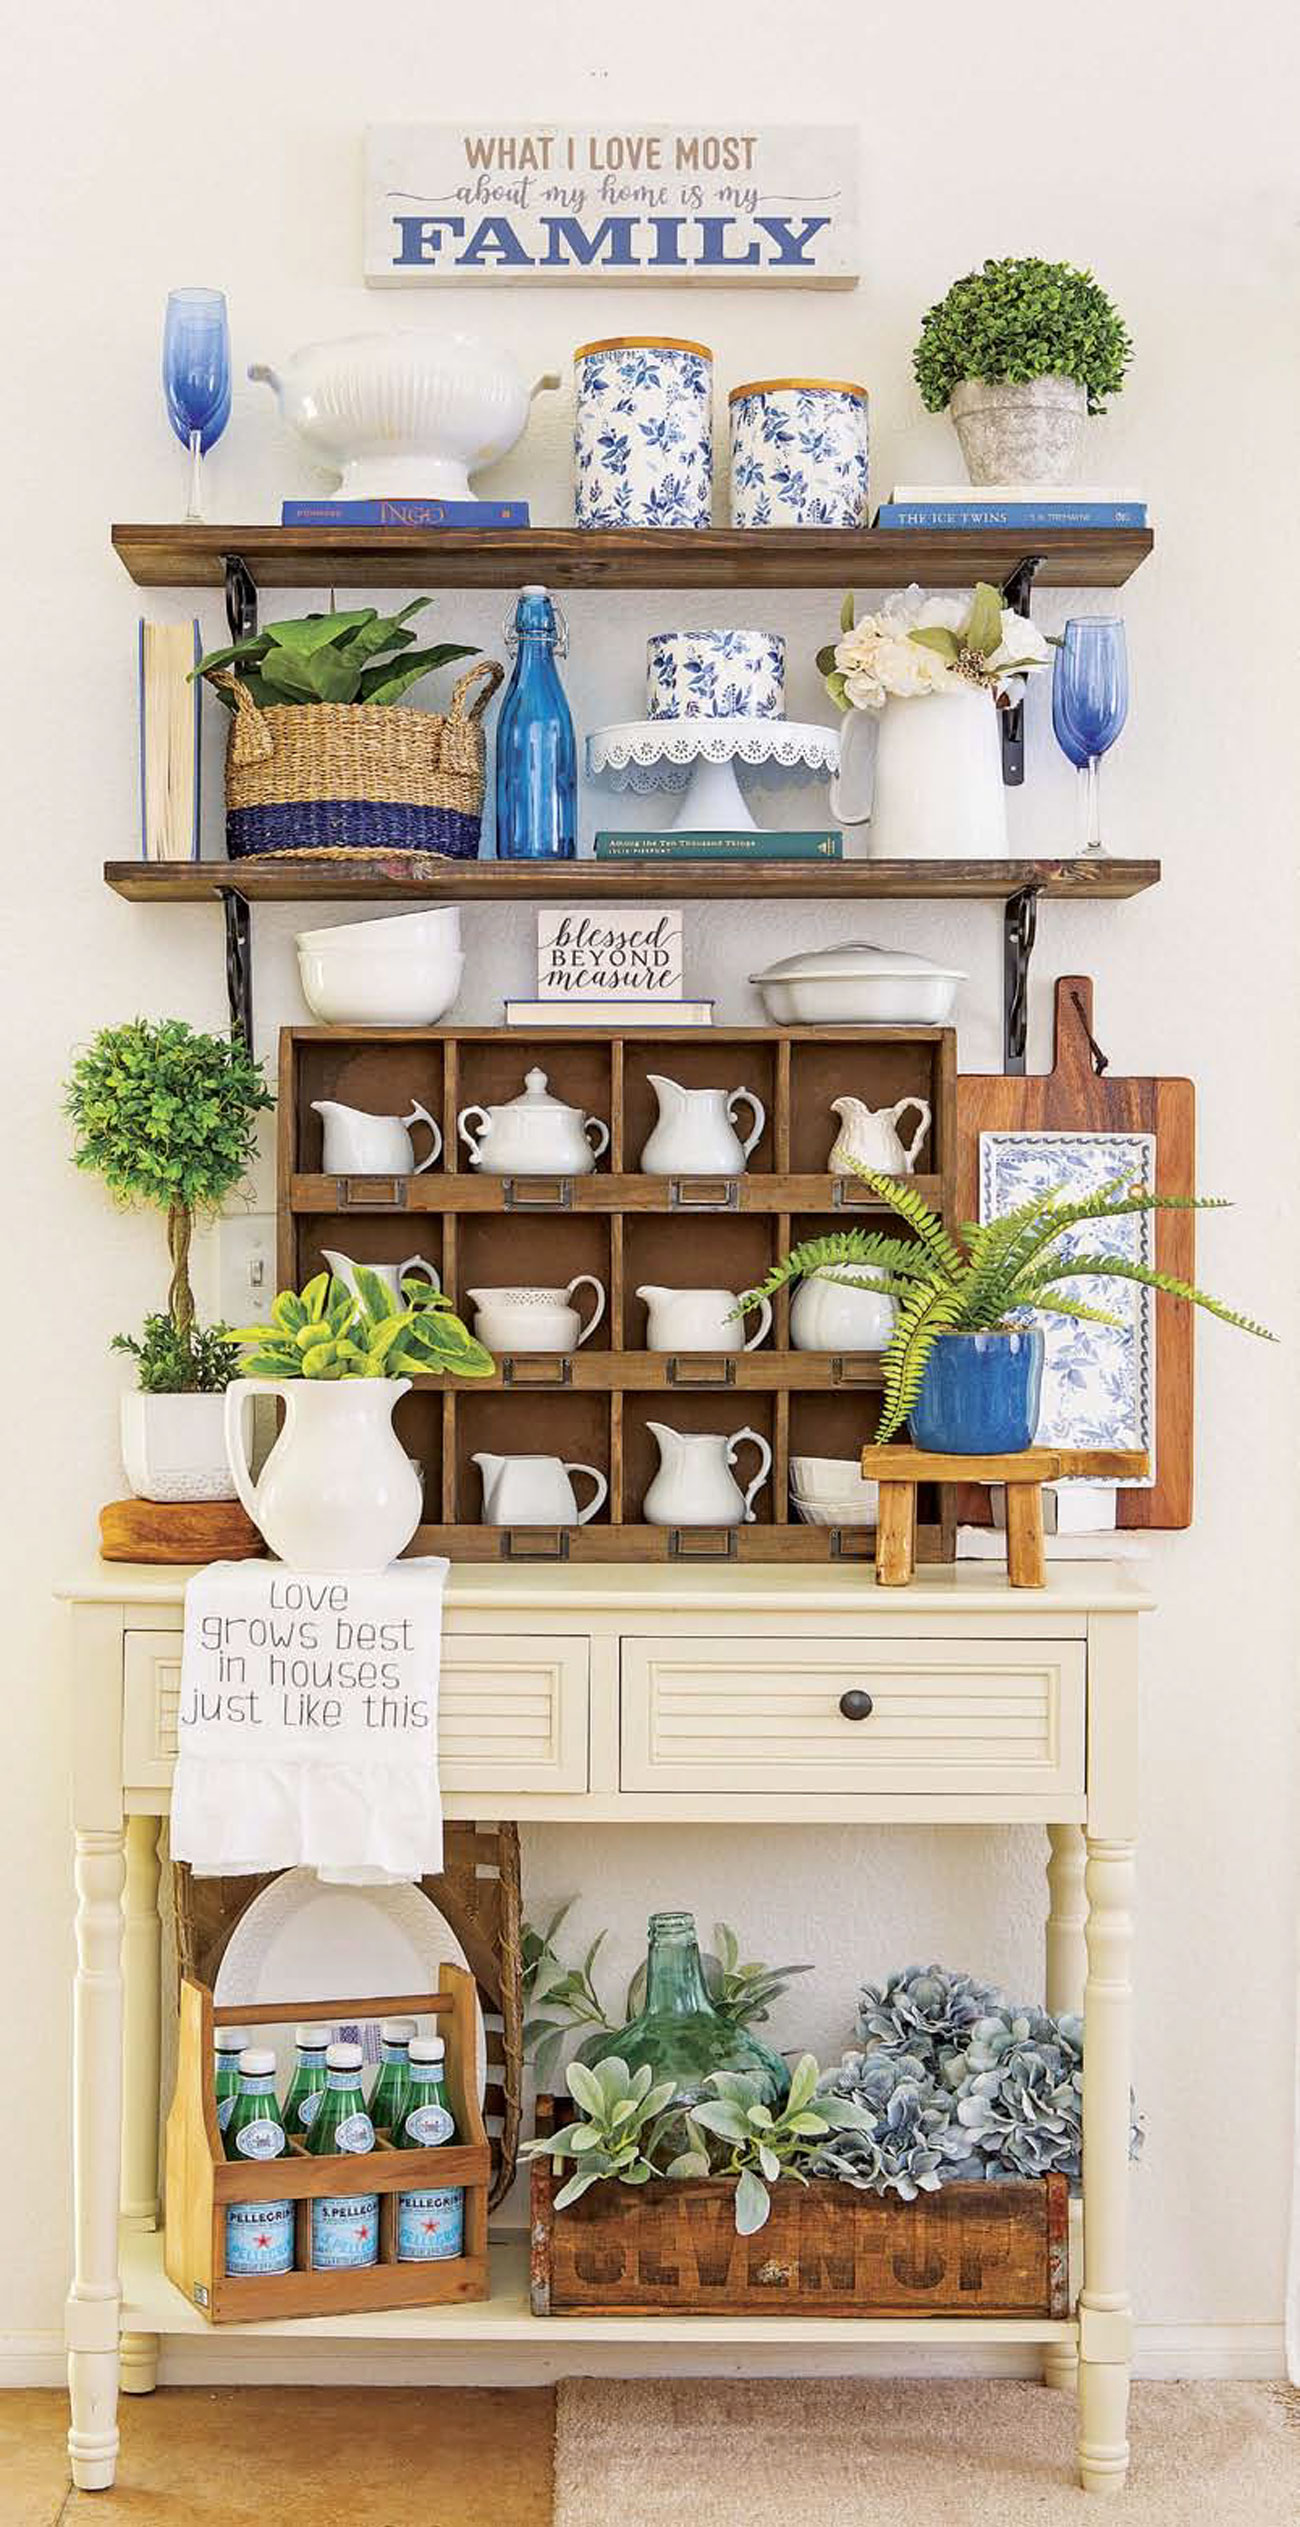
[637,1286,772,1354]
[473,1452,607,1527]
[639,1076,766,1175]
[643,1422,772,1526]
[322,1250,441,1305]
[828,1094,932,1177]
[312,1099,442,1176]
[224,1378,423,1572]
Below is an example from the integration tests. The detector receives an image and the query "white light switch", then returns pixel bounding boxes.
[217,1213,276,1330]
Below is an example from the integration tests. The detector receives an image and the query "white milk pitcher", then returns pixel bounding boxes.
[637,1286,772,1354]
[473,1452,608,1527]
[828,1094,932,1177]
[312,1098,442,1175]
[643,1422,772,1526]
[639,1076,766,1175]
[830,690,1009,860]
[224,1377,423,1572]
[322,1250,441,1305]
[467,1278,606,1354]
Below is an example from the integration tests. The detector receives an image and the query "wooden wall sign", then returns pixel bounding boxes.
[535,908,684,1000]
[365,125,859,286]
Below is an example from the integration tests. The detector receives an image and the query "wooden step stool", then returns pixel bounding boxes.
[860,1446,1150,1588]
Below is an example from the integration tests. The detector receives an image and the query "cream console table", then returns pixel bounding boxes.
[60,1560,1147,2496]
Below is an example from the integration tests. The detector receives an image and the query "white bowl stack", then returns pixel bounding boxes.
[788,1454,880,1527]
[295,905,464,1026]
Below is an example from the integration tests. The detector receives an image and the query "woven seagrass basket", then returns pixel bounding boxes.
[216,656,504,860]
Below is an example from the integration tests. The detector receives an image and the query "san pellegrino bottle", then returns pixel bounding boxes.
[222,2047,294,2277]
[393,2034,464,2262]
[576,1910,790,2110]
[368,2018,416,2132]
[495,584,576,859]
[214,2026,245,2135]
[282,2023,331,2136]
[304,2040,378,2271]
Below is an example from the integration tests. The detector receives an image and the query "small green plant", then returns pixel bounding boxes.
[519,2058,680,2210]
[111,1314,240,1395]
[913,256,1133,415]
[523,1906,812,2090]
[66,1019,273,1342]
[232,1268,494,1382]
[195,600,477,710]
[738,1167,1274,1443]
[675,2056,876,2236]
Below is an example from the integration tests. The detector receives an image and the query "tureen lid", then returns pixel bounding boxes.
[750,940,966,984]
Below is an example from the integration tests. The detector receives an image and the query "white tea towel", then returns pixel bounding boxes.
[171,1557,449,1884]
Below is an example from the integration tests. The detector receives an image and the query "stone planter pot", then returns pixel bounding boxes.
[949,376,1086,485]
[120,1391,237,1503]
[909,1328,1045,1454]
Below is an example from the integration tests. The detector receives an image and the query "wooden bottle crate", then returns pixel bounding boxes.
[164,1966,491,2322]
[529,2097,1069,2319]
[279,1024,958,1564]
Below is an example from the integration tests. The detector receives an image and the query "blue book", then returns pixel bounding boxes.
[281,497,530,528]
[874,501,1147,530]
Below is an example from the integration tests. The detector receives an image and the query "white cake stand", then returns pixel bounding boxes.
[586,716,840,833]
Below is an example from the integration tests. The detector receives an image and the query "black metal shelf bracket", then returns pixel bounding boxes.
[219,888,254,1052]
[999,555,1045,786]
[1003,884,1040,1074]
[223,553,258,642]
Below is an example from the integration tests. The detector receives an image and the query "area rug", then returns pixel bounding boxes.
[554,2377,1300,2525]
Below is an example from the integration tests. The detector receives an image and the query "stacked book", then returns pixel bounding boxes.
[594,829,842,863]
[281,497,529,528]
[874,484,1148,531]
[139,618,201,861]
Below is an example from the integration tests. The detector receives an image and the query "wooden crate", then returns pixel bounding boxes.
[164,1966,491,2321]
[278,1024,958,1565]
[530,2098,1068,2318]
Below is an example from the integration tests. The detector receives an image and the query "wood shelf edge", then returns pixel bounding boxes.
[105,858,1163,906]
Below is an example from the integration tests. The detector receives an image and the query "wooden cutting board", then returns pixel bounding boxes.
[99,1496,264,1562]
[956,975,1195,1529]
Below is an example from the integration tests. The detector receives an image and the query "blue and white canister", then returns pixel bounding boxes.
[646,629,785,720]
[574,336,713,529]
[728,377,870,528]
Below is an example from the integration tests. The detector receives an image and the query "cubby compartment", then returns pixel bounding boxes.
[450,1037,613,1172]
[787,1392,947,1557]
[621,1392,779,1529]
[620,1035,779,1176]
[392,1387,444,1527]
[450,1391,613,1528]
[453,1215,614,1350]
[786,1032,952,1187]
[289,1035,448,1177]
[622,1215,779,1352]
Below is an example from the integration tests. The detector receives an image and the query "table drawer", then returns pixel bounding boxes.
[619,1635,1085,1801]
[124,1629,590,1796]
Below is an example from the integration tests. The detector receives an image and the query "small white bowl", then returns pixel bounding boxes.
[295,905,463,958]
[791,1487,878,1527]
[790,1454,877,1505]
[296,941,464,1026]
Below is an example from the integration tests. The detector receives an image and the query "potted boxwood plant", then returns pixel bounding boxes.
[738,1167,1272,1454]
[65,1019,274,1501]
[913,256,1133,485]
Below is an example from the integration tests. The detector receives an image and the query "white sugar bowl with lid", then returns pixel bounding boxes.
[573,335,713,529]
[646,629,785,720]
[457,1068,610,1176]
[728,377,870,528]
[750,941,965,1026]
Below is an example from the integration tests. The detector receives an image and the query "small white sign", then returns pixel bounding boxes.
[536,907,684,1000]
[365,124,858,286]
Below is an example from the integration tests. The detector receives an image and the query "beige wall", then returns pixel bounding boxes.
[3,0,1297,2364]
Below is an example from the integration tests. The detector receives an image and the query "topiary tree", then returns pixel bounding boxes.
[913,256,1133,415]
[66,1019,273,1342]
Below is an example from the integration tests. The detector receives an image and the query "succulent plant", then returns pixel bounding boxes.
[676,2054,875,2236]
[519,2056,679,2209]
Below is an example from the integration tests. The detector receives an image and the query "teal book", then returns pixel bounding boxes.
[594,831,842,861]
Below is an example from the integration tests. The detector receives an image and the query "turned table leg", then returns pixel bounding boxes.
[874,1482,916,1586]
[1077,1835,1136,2494]
[66,1827,126,2491]
[119,1816,163,2395]
[1005,1481,1046,1587]
[1043,1824,1086,2393]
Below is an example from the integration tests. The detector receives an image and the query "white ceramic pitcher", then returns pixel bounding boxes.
[322,1250,441,1305]
[639,1076,766,1175]
[830,689,1009,860]
[467,1278,606,1354]
[312,1098,442,1175]
[790,1269,895,1353]
[224,1377,423,1571]
[637,1286,772,1354]
[828,1094,931,1177]
[473,1452,607,1527]
[643,1422,772,1526]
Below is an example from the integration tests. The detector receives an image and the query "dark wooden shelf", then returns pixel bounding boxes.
[106,857,1162,906]
[289,1172,945,1217]
[407,1353,885,1393]
[111,522,1153,595]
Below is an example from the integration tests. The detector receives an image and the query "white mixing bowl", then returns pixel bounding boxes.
[296,939,464,1026]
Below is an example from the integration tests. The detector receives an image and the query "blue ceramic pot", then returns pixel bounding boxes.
[909,1329,1045,1455]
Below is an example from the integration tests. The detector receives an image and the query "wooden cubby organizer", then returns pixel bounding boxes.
[280,1023,958,1563]
[164,1966,490,2322]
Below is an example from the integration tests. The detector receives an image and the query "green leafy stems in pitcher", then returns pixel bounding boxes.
[575,1911,790,2111]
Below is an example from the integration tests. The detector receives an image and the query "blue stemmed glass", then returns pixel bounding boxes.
[163,288,231,522]
[1052,617,1129,855]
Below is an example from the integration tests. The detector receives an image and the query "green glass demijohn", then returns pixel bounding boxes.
[575,1910,790,2109]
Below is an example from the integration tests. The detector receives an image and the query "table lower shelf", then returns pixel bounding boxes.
[121,2227,1076,2346]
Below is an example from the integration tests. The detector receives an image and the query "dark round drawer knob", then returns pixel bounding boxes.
[839,1688,875,1722]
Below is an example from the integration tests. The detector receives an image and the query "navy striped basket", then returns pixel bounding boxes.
[217,657,503,861]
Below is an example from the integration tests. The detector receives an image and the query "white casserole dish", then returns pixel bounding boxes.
[750,940,964,1026]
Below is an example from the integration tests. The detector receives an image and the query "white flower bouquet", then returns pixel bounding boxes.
[819,580,1051,712]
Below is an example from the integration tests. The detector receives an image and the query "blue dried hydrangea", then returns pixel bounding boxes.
[857,1963,1002,2056]
[817,2051,976,2201]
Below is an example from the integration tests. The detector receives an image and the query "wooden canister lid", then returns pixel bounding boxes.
[575,335,713,361]
[728,376,869,404]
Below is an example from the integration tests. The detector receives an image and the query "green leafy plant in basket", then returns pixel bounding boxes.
[736,1166,1274,1443]
[232,1267,494,1382]
[195,600,478,710]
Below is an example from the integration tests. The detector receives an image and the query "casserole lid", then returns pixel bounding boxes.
[749,940,966,984]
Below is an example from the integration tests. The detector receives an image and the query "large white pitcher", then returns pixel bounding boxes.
[639,1076,766,1175]
[225,1378,423,1572]
[830,689,1009,860]
[643,1422,772,1526]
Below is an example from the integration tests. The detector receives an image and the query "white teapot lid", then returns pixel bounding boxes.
[503,1066,575,1111]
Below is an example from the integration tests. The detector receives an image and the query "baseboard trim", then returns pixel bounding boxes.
[3,2322,1285,2393]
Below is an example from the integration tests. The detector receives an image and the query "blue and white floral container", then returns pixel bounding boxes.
[728,377,870,528]
[646,630,785,720]
[574,336,713,529]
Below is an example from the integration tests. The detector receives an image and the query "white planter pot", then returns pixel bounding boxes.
[949,375,1086,485]
[831,689,1008,860]
[120,1391,237,1503]
[225,1378,422,1573]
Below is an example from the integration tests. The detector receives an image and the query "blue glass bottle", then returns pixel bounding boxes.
[495,585,577,859]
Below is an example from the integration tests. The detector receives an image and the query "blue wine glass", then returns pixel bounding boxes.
[1052,618,1129,855]
[163,288,231,522]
